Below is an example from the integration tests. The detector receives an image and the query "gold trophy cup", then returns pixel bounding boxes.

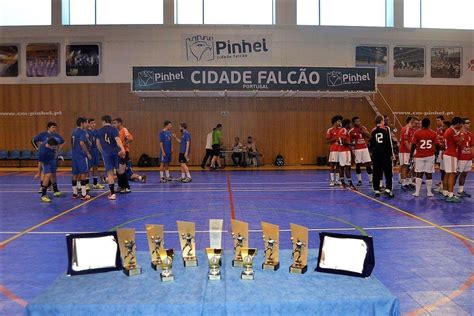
[159,249,175,282]
[206,248,223,281]
[240,248,257,280]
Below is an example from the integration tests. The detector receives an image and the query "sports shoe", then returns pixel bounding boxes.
[53,191,62,197]
[38,187,42,194]
[329,181,335,187]
[446,196,461,203]
[166,177,173,182]
[80,194,91,201]
[412,192,419,197]
[374,190,381,197]
[200,164,205,169]
[92,183,105,189]
[356,181,362,187]
[401,185,410,191]
[41,195,51,203]
[108,193,116,200]
[385,190,395,198]
[124,188,131,194]
[85,184,90,191]
[427,192,434,197]
[141,175,147,183]
[349,182,357,190]
[160,177,167,183]
[409,184,416,191]
[181,177,192,183]
[72,194,78,199]
[458,191,471,198]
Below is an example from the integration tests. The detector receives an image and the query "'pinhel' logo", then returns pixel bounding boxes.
[186,35,215,62]
[327,71,343,87]
[138,70,155,86]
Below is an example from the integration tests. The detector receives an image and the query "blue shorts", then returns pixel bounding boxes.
[41,160,57,174]
[90,149,101,167]
[72,156,89,175]
[160,153,172,164]
[103,153,119,172]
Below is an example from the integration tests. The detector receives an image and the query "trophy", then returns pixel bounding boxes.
[116,228,142,276]
[159,248,175,282]
[177,221,198,267]
[206,248,223,280]
[289,223,308,274]
[146,224,165,270]
[240,248,257,280]
[261,221,280,271]
[231,219,249,267]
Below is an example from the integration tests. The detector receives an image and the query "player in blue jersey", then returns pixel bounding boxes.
[97,115,126,200]
[173,123,192,183]
[159,120,173,183]
[71,117,92,200]
[87,118,105,190]
[38,138,60,202]
[32,122,65,195]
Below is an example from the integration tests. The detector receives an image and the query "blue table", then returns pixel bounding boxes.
[26,250,400,315]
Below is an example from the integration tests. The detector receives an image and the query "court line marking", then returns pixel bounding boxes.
[226,175,236,220]
[2,224,471,235]
[0,191,108,248]
[351,190,474,243]
[0,188,345,193]
[0,285,27,307]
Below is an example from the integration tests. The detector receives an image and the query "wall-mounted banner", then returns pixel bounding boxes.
[132,66,376,92]
[182,34,271,63]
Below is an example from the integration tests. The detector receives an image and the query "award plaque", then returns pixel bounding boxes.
[206,248,223,281]
[240,248,257,280]
[261,221,280,271]
[116,228,142,277]
[159,249,175,282]
[146,224,165,271]
[231,219,249,267]
[177,221,198,267]
[289,223,308,274]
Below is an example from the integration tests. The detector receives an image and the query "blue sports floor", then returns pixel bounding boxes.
[0,170,473,315]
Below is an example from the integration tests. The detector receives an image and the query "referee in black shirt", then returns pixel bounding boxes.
[369,115,395,198]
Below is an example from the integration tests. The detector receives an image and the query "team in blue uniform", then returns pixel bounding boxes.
[87,118,105,190]
[173,123,192,183]
[32,122,65,198]
[38,138,60,202]
[97,115,126,200]
[71,117,92,200]
[159,120,173,183]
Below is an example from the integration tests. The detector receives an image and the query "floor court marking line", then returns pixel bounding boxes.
[1,224,473,235]
[0,188,345,193]
[227,175,236,220]
[351,190,474,243]
[0,191,108,248]
[0,285,27,307]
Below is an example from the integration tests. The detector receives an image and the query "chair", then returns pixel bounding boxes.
[31,151,39,160]
[63,150,72,160]
[7,150,20,160]
[20,150,32,160]
[0,150,8,160]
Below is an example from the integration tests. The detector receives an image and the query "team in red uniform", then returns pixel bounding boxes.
[410,118,440,197]
[338,119,355,189]
[442,117,465,202]
[349,116,373,186]
[326,115,343,186]
[456,118,472,197]
[399,117,419,190]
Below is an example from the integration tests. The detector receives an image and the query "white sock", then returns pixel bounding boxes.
[186,172,191,178]
[426,179,433,194]
[181,173,185,179]
[72,184,78,195]
[81,184,87,196]
[330,173,335,182]
[357,173,362,182]
[335,173,340,182]
[368,174,373,182]
[415,178,422,195]
[165,170,170,178]
[160,171,164,178]
[458,185,464,193]
[402,178,407,186]
[442,190,448,196]
[448,192,454,198]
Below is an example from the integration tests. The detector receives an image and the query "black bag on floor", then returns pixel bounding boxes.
[274,154,285,166]
[137,153,151,167]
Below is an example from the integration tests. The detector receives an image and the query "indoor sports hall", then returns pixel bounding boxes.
[0,1,472,316]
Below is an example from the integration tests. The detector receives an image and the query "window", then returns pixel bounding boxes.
[62,0,163,25]
[0,0,51,26]
[405,0,473,30]
[203,0,274,25]
[175,0,203,24]
[297,0,393,27]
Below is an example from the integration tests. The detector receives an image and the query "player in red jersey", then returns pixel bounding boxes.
[338,119,356,189]
[410,118,440,197]
[442,117,464,203]
[399,117,419,190]
[436,120,451,191]
[349,117,373,186]
[326,115,343,186]
[435,115,445,187]
[456,118,472,197]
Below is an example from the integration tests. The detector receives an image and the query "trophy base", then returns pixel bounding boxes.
[160,273,174,282]
[151,261,162,271]
[123,266,142,277]
[241,272,255,280]
[232,259,243,267]
[262,262,280,271]
[289,265,307,274]
[183,258,198,267]
[208,273,221,281]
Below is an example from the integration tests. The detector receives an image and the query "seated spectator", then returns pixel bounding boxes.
[245,136,262,167]
[231,137,244,166]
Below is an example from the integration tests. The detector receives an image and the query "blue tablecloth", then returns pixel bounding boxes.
[26,250,399,316]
